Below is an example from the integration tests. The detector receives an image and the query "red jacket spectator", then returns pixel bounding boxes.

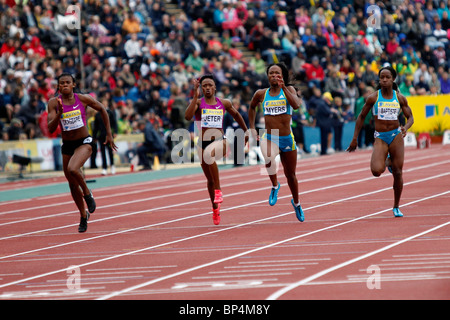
[386,37,399,56]
[0,38,16,56]
[39,111,61,138]
[303,59,325,81]
[22,36,46,58]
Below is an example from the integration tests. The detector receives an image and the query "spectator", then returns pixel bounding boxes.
[93,98,118,175]
[122,11,142,35]
[440,71,450,94]
[413,62,432,85]
[303,56,325,88]
[324,67,345,97]
[346,16,360,37]
[7,118,23,140]
[136,118,167,170]
[315,91,338,155]
[331,95,345,152]
[124,32,143,60]
[184,49,204,72]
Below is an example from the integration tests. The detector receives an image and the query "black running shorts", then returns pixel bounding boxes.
[61,136,95,156]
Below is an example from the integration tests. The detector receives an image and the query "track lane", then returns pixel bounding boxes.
[0,145,448,300]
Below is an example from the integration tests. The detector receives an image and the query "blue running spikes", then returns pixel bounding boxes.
[269,183,280,206]
[291,199,305,222]
[393,207,403,217]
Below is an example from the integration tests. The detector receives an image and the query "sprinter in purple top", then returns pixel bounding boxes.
[47,73,117,233]
[194,95,226,133]
[185,74,248,225]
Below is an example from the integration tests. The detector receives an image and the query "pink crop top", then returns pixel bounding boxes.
[59,93,87,131]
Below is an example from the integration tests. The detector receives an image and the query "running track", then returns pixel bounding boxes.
[0,145,449,302]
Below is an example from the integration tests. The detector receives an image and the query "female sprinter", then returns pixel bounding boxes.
[347,65,414,217]
[248,62,304,222]
[185,74,248,225]
[47,73,117,232]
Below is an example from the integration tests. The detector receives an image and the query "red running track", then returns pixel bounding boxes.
[0,145,449,301]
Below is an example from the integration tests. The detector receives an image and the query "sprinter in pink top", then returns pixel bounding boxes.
[47,73,117,233]
[185,74,249,225]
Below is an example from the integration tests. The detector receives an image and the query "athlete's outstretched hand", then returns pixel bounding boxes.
[105,134,118,151]
[346,138,358,152]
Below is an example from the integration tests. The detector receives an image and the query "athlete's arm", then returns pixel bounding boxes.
[224,99,249,144]
[346,92,377,152]
[185,78,201,121]
[47,97,63,133]
[79,94,117,151]
[281,84,301,110]
[398,93,414,137]
[248,89,264,139]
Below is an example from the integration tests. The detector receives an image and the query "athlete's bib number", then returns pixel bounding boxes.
[378,101,400,121]
[61,110,84,131]
[264,101,287,115]
[201,109,223,128]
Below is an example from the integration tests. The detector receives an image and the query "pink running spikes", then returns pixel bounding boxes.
[212,204,221,225]
[214,189,223,204]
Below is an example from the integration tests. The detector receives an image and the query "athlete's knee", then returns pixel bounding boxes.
[66,165,78,176]
[284,171,297,182]
[371,168,384,177]
[392,168,403,178]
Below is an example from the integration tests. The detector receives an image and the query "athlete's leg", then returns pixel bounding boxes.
[260,137,280,186]
[199,143,221,209]
[204,139,228,203]
[280,149,299,204]
[200,160,218,208]
[66,144,92,196]
[199,145,222,224]
[63,149,90,219]
[260,137,281,206]
[370,138,389,177]
[388,133,405,209]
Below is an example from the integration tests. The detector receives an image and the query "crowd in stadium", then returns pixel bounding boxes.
[1,0,450,155]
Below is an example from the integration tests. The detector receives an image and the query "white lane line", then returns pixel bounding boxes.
[1,169,447,260]
[0,186,447,294]
[0,155,373,216]
[1,156,448,241]
[96,191,450,300]
[0,150,445,217]
[266,219,450,300]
